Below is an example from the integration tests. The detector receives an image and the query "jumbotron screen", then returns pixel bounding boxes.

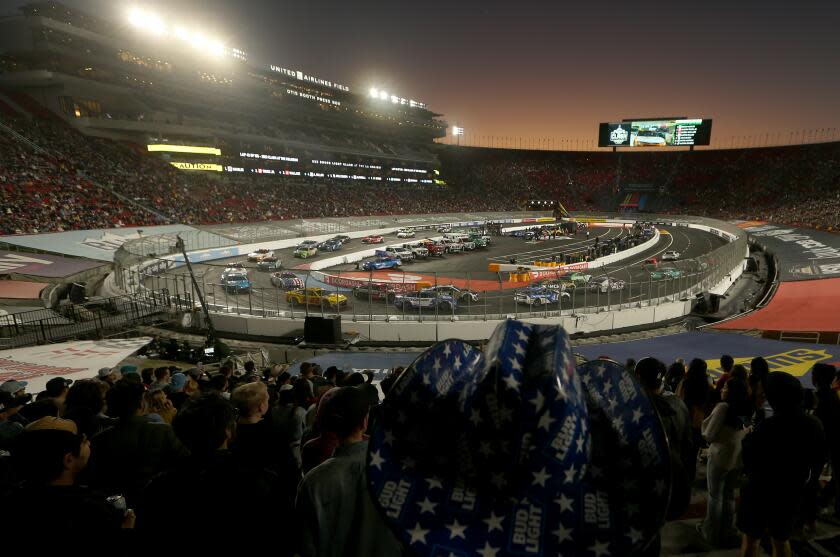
[598,118,713,147]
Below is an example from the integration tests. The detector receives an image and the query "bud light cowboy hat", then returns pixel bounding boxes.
[367,319,671,557]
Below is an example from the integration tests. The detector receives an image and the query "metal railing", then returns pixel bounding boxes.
[0,291,171,349]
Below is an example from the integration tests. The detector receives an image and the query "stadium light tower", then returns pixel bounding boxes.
[452,125,464,146]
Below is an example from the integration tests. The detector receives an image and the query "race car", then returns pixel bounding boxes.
[247,248,275,262]
[421,285,480,303]
[567,272,592,286]
[514,287,571,306]
[224,262,246,270]
[332,235,351,244]
[649,268,683,280]
[469,235,490,247]
[357,256,402,271]
[381,247,414,261]
[270,271,305,290]
[256,257,281,271]
[403,243,429,259]
[296,240,319,249]
[220,270,252,293]
[352,283,398,302]
[643,257,658,266]
[437,225,451,233]
[393,290,458,312]
[396,228,416,239]
[534,278,575,292]
[631,130,667,147]
[293,246,318,259]
[361,235,384,244]
[286,288,348,310]
[438,239,463,253]
[661,251,681,261]
[459,239,477,251]
[588,277,626,293]
[420,241,446,257]
[317,239,342,252]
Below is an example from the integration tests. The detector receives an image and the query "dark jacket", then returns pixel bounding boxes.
[84,416,188,505]
[0,484,124,531]
[651,391,694,519]
[742,410,826,496]
[815,387,840,453]
[138,450,291,542]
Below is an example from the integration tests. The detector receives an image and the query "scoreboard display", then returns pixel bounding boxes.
[598,118,713,147]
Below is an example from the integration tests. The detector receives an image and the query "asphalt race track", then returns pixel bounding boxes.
[145,224,727,319]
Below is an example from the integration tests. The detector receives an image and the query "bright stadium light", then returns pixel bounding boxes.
[128,9,144,27]
[379,90,388,100]
[369,87,378,98]
[174,26,189,40]
[452,126,464,136]
[209,41,225,56]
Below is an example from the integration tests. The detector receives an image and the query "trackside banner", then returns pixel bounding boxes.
[0,338,152,393]
[741,223,840,281]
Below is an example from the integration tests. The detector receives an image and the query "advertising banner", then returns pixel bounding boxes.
[0,250,104,278]
[741,223,840,281]
[0,337,152,393]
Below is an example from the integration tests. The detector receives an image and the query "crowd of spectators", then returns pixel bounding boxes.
[0,337,837,555]
[2,96,839,235]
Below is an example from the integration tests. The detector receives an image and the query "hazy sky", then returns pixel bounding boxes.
[27,0,840,146]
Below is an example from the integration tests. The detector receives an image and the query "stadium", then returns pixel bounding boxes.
[0,1,839,554]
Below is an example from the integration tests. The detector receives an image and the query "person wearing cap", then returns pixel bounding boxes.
[0,379,27,398]
[737,372,826,557]
[167,372,189,410]
[45,377,73,407]
[0,416,134,530]
[296,385,401,557]
[366,320,674,557]
[812,363,840,519]
[0,391,27,449]
[97,367,118,387]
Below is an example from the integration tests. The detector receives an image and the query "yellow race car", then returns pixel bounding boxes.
[285,288,348,310]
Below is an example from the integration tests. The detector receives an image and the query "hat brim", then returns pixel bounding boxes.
[370,321,673,557]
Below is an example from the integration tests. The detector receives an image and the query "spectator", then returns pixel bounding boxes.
[664,360,686,394]
[0,391,27,450]
[699,378,750,547]
[714,355,735,401]
[84,379,188,506]
[44,377,73,409]
[270,382,308,468]
[635,357,694,521]
[166,372,189,410]
[139,393,291,542]
[151,366,171,391]
[97,367,118,387]
[62,378,114,439]
[678,358,713,484]
[1,417,133,531]
[748,357,770,425]
[300,387,341,474]
[737,372,826,557]
[144,385,177,424]
[296,385,400,557]
[812,363,840,519]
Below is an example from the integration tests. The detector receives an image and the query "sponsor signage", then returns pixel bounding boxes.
[598,118,713,147]
[0,251,103,278]
[148,144,221,156]
[170,162,223,172]
[573,331,840,386]
[743,223,840,281]
[269,64,350,92]
[319,273,431,292]
[0,338,153,393]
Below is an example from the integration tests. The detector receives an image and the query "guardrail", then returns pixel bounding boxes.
[112,214,748,339]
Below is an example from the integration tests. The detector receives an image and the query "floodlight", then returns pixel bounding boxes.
[379,90,388,100]
[174,26,189,40]
[209,41,225,56]
[146,14,165,34]
[369,87,378,98]
[191,33,208,49]
[391,95,399,104]
[128,9,144,27]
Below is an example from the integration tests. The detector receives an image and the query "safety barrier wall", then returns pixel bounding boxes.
[114,214,747,341]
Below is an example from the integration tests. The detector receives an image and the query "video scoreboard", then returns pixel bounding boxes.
[598,118,713,147]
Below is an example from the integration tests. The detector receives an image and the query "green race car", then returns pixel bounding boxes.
[650,268,683,280]
[293,246,318,259]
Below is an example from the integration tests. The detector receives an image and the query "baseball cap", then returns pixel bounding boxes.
[45,377,73,397]
[170,373,187,392]
[25,416,79,435]
[120,365,139,375]
[0,380,28,394]
[97,367,114,378]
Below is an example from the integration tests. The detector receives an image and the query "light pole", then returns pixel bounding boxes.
[452,125,464,147]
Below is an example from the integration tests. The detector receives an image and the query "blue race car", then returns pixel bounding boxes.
[393,290,458,311]
[357,256,402,271]
[318,239,343,252]
[513,286,570,306]
[221,270,252,293]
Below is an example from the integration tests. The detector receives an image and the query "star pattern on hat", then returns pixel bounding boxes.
[446,519,467,540]
[532,466,551,487]
[553,522,574,543]
[370,449,385,470]
[476,542,499,557]
[483,511,504,533]
[426,476,443,490]
[631,407,644,424]
[555,493,575,513]
[417,497,437,515]
[589,540,611,557]
[408,522,429,545]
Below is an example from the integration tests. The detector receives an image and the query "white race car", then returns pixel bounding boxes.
[247,248,274,262]
[396,228,416,239]
[632,130,667,147]
[661,250,681,261]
